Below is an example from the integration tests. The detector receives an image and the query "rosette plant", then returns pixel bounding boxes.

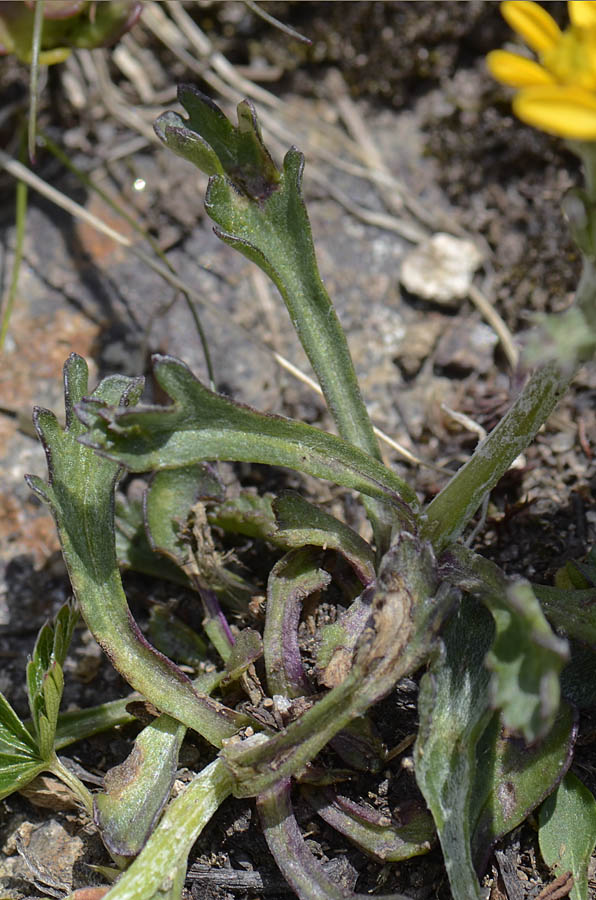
[2,81,595,900]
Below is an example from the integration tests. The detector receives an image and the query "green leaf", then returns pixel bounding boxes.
[155,88,402,552]
[115,493,188,587]
[208,490,278,543]
[222,629,263,684]
[449,547,569,742]
[54,697,137,750]
[471,704,576,872]
[414,597,494,900]
[144,464,224,565]
[155,87,280,198]
[143,465,251,608]
[78,354,417,529]
[26,602,77,759]
[0,691,39,757]
[486,580,568,741]
[27,353,246,749]
[423,363,574,551]
[101,758,233,900]
[95,715,187,858]
[534,584,596,648]
[303,785,435,863]
[539,772,596,900]
[273,491,375,586]
[0,756,45,801]
[264,548,331,698]
[223,534,453,797]
[147,606,208,668]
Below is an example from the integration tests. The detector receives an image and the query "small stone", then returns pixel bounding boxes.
[435,320,498,374]
[551,431,575,453]
[400,232,484,306]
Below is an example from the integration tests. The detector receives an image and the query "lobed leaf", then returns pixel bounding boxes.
[446,546,568,742]
[0,756,45,801]
[27,354,246,749]
[155,86,280,200]
[26,603,77,759]
[77,354,417,526]
[155,88,407,552]
[0,691,39,758]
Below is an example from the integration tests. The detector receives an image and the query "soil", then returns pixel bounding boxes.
[1,3,595,900]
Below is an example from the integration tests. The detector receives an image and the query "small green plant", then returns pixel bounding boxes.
[2,4,596,896]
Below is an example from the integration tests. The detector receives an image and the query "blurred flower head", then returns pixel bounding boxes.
[0,1,142,65]
[487,1,596,139]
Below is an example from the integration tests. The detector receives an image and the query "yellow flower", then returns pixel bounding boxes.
[487,1,596,139]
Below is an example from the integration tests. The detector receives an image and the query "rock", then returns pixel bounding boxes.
[400,232,484,306]
[435,319,498,374]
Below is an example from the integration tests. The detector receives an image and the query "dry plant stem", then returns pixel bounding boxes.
[468,282,519,369]
[0,164,27,349]
[28,0,44,162]
[423,361,575,551]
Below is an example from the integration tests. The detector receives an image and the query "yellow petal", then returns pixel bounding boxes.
[501,1,562,53]
[514,84,596,138]
[568,1,596,29]
[486,49,556,87]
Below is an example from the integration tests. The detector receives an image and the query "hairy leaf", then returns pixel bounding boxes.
[147,606,208,668]
[414,597,493,900]
[208,491,278,543]
[155,87,398,551]
[27,353,246,748]
[264,548,331,698]
[273,492,375,586]
[539,772,596,900]
[95,715,186,858]
[144,464,223,565]
[534,584,596,648]
[223,535,453,797]
[54,698,137,750]
[446,546,568,741]
[424,363,574,551]
[471,704,577,873]
[258,779,413,900]
[115,493,188,587]
[100,759,233,900]
[77,354,417,529]
[303,786,435,863]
